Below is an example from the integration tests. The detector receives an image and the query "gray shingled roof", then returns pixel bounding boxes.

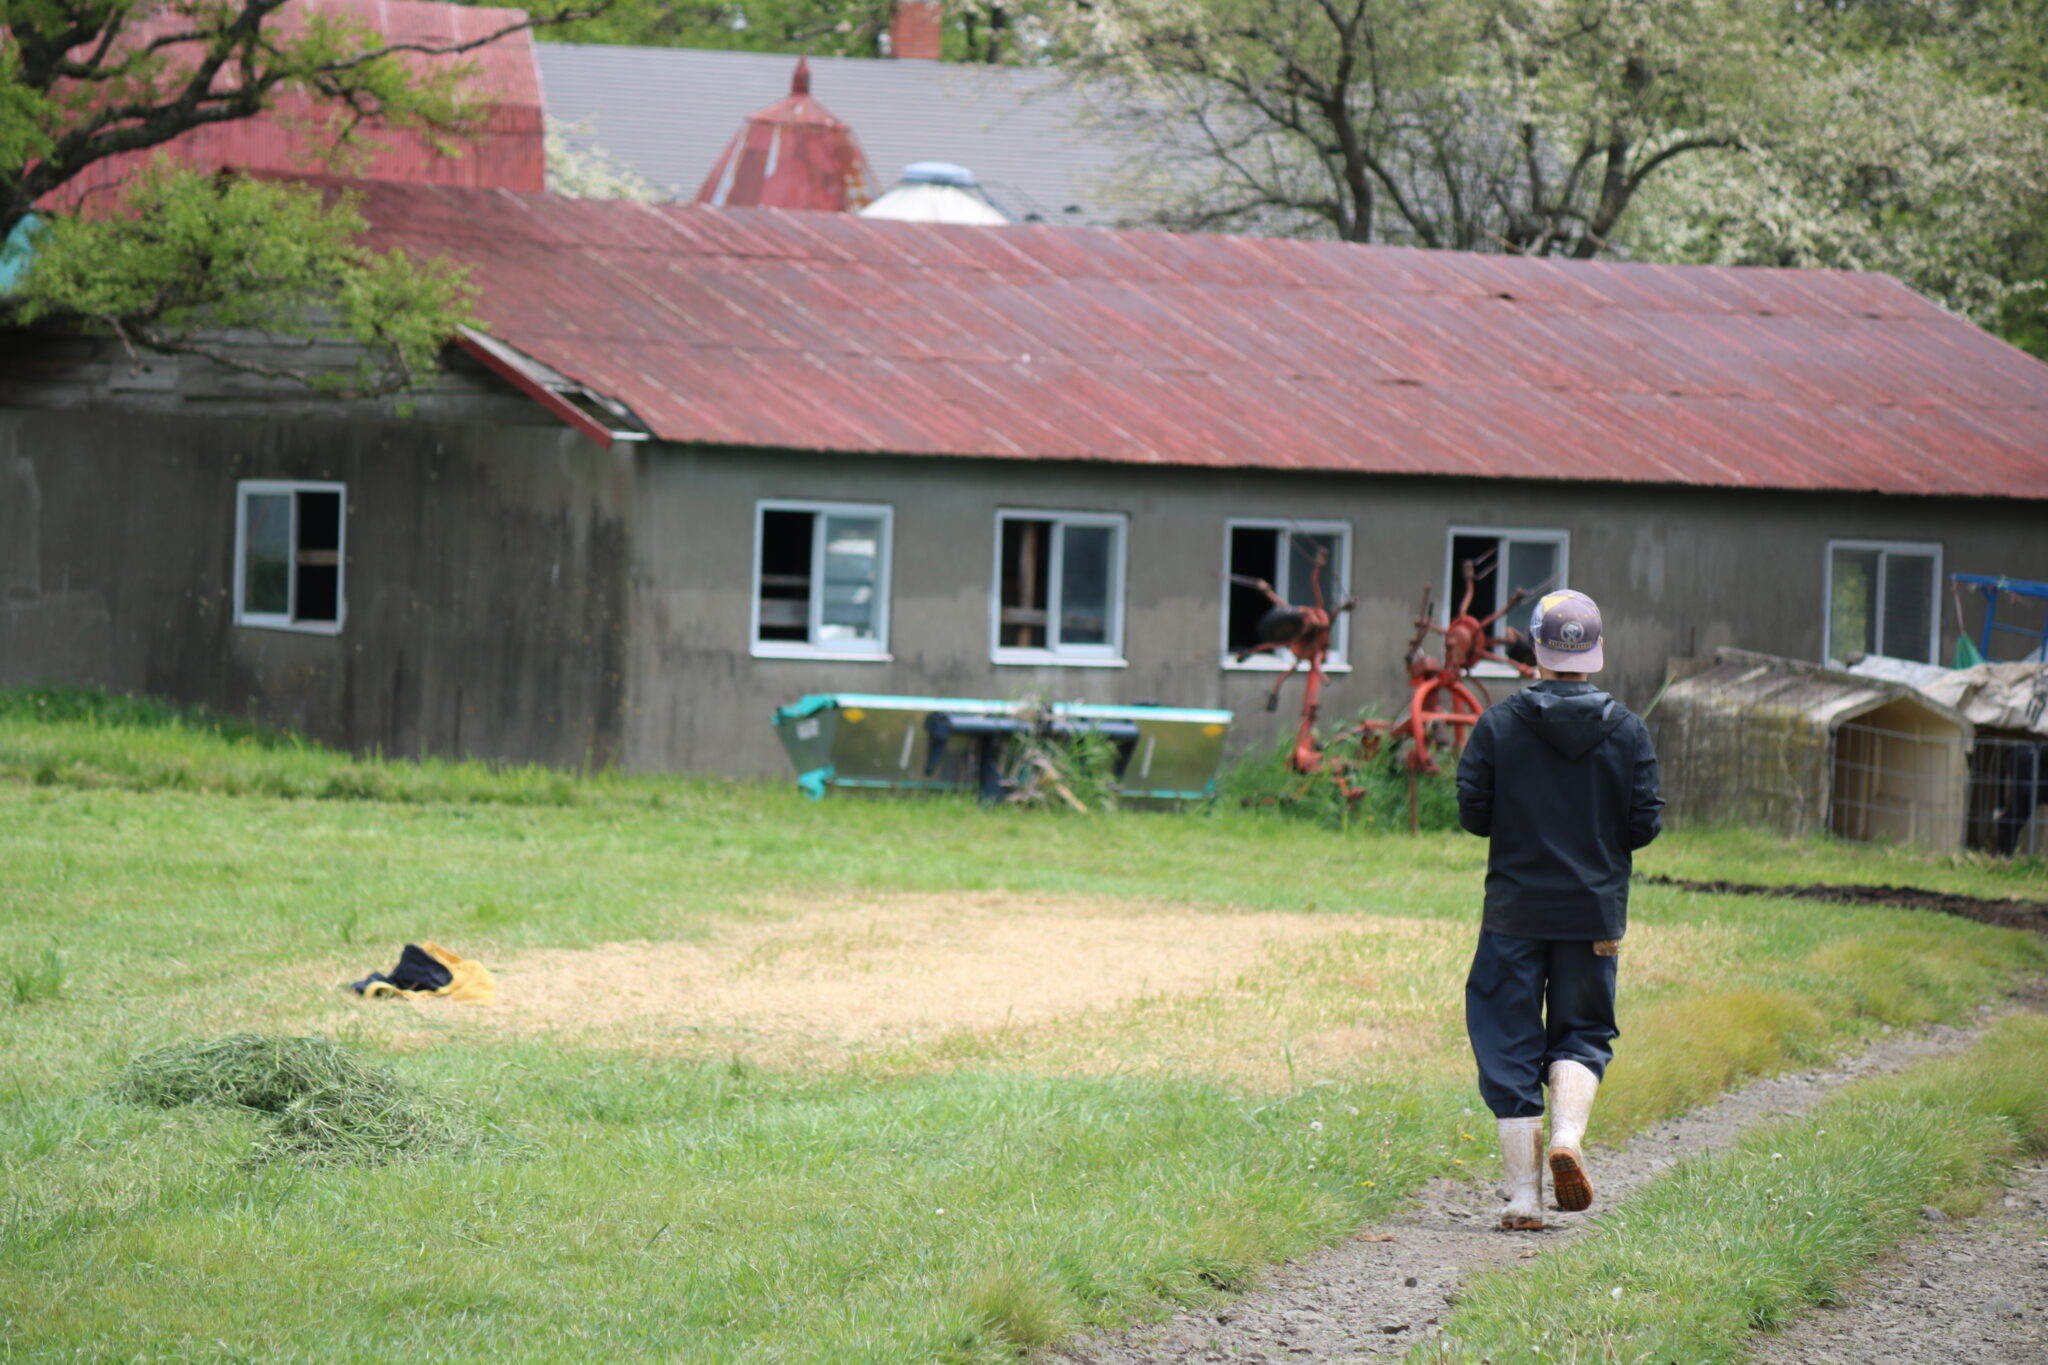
[535,44,1150,226]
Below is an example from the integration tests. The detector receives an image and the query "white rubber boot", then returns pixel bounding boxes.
[1547,1059,1599,1212]
[1496,1116,1545,1230]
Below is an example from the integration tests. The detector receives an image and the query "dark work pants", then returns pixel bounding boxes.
[1464,930,1619,1120]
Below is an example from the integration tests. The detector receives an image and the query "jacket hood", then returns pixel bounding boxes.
[1504,681,1628,759]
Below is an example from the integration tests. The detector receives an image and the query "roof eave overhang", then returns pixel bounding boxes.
[455,326,648,449]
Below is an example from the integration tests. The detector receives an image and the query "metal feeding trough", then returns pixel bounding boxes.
[771,694,1233,803]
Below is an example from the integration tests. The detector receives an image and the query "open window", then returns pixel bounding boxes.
[752,500,892,658]
[1223,519,1350,668]
[1444,526,1568,675]
[234,481,345,633]
[1825,539,1940,664]
[992,510,1126,664]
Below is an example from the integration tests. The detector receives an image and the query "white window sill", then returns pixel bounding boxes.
[1470,662,1528,679]
[751,645,894,662]
[992,652,1129,669]
[235,618,344,636]
[1222,658,1352,674]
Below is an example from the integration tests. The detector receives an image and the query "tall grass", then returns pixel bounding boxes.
[0,684,600,805]
[1417,1015,2048,1365]
[7,944,67,1005]
[1215,722,1462,832]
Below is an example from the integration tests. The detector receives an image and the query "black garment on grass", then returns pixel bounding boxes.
[1455,681,1663,941]
[350,943,452,995]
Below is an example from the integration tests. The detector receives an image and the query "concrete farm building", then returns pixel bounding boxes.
[3,177,2046,778]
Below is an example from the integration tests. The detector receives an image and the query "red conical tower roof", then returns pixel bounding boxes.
[695,59,875,212]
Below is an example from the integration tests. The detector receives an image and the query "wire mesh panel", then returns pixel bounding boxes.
[1966,736,2048,857]
[1654,699,1833,837]
[1829,721,1965,849]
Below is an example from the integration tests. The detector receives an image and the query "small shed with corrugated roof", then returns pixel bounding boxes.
[1652,649,1974,851]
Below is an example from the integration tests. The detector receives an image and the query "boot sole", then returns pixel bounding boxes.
[1548,1147,1593,1212]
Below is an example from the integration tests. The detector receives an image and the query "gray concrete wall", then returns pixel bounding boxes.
[623,447,2048,779]
[7,329,2042,783]
[0,406,634,769]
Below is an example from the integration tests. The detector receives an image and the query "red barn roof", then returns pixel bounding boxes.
[338,178,2048,499]
[695,59,875,212]
[41,0,544,209]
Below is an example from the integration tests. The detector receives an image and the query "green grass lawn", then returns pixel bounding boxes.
[2,692,2043,1362]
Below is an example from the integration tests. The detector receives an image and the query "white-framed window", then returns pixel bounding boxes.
[751,500,893,659]
[991,509,1127,665]
[234,480,346,634]
[1444,526,1569,675]
[1825,539,1941,664]
[1222,518,1351,670]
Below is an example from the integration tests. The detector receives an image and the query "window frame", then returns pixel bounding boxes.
[749,498,895,661]
[1822,537,1943,665]
[989,508,1129,667]
[232,479,347,635]
[1219,517,1353,672]
[1442,524,1571,678]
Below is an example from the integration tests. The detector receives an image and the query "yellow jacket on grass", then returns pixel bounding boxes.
[356,941,496,1005]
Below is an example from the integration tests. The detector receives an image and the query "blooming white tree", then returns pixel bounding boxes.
[1618,51,2048,327]
[1063,0,1790,254]
[1060,0,2048,347]
[545,118,666,201]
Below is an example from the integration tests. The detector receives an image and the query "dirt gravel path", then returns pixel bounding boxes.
[1748,1161,2048,1365]
[1048,1012,2007,1364]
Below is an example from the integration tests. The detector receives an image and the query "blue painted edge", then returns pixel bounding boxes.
[1953,573,2048,599]
[771,693,1232,726]
[0,213,46,295]
[795,764,836,799]
[773,694,838,724]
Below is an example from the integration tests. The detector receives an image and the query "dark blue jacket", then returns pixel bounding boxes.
[1455,681,1663,940]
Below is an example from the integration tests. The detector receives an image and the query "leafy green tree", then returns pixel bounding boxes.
[546,0,893,55]
[2,0,602,391]
[530,0,1046,63]
[1617,0,2048,349]
[1618,48,2046,336]
[14,166,474,395]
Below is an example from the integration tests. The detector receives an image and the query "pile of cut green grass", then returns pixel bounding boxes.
[1416,1013,2048,1365]
[117,1033,509,1165]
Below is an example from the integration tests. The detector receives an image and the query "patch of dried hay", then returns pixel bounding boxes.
[475,892,1354,1059]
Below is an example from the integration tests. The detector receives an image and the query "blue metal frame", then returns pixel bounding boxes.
[1954,574,2048,663]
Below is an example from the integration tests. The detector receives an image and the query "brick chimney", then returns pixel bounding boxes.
[889,0,942,60]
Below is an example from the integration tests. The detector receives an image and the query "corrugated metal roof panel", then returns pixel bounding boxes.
[332,178,2048,497]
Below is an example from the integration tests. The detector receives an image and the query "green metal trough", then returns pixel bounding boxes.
[770,694,1234,803]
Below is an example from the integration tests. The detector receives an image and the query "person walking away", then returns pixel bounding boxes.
[1454,590,1663,1230]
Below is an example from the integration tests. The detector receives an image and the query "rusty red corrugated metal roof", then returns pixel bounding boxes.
[39,0,544,209]
[695,59,875,212]
[337,177,2048,498]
